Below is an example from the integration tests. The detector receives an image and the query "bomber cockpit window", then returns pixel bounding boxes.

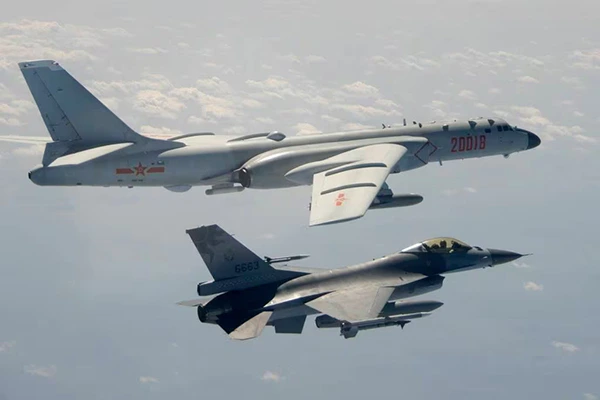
[421,237,472,253]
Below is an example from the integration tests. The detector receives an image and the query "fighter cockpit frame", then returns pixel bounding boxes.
[401,237,473,254]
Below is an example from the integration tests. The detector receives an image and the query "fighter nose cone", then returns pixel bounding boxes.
[527,132,541,150]
[488,249,524,266]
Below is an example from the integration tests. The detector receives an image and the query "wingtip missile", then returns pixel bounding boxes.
[316,312,433,338]
[264,254,310,264]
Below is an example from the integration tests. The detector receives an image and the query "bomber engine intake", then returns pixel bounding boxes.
[237,168,252,188]
[235,164,302,190]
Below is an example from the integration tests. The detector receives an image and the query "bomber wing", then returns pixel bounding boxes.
[305,144,408,226]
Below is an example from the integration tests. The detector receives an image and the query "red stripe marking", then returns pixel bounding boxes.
[116,168,134,174]
[146,166,165,173]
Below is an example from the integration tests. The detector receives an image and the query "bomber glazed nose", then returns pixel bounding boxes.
[527,132,541,149]
[488,249,524,266]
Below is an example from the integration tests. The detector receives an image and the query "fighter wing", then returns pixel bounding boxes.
[306,285,396,322]
[308,144,407,226]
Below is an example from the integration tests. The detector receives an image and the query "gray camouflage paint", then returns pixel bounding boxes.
[187,225,523,338]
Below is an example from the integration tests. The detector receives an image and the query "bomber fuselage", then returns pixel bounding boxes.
[28,117,540,189]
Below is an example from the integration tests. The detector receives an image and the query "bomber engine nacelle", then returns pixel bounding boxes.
[236,147,349,189]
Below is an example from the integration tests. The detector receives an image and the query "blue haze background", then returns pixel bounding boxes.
[0,1,598,399]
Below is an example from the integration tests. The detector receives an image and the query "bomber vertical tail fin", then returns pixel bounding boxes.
[19,60,146,144]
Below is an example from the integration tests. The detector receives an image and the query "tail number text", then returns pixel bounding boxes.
[235,261,260,274]
[451,135,486,152]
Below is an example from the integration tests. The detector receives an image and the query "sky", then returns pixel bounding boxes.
[0,0,599,399]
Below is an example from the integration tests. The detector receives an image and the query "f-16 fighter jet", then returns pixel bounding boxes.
[4,60,541,226]
[178,225,526,339]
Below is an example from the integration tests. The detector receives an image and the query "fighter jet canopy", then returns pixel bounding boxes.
[401,237,473,253]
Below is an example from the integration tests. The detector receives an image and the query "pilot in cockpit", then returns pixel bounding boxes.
[417,238,472,254]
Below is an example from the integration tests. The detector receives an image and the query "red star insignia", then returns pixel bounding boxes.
[134,162,147,176]
[335,192,347,207]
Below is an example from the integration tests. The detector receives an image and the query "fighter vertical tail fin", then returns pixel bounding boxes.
[19,60,146,144]
[186,225,273,281]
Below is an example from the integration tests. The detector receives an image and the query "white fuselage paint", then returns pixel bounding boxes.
[28,117,535,188]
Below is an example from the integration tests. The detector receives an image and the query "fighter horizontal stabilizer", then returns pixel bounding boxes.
[176,298,209,307]
[218,311,273,340]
